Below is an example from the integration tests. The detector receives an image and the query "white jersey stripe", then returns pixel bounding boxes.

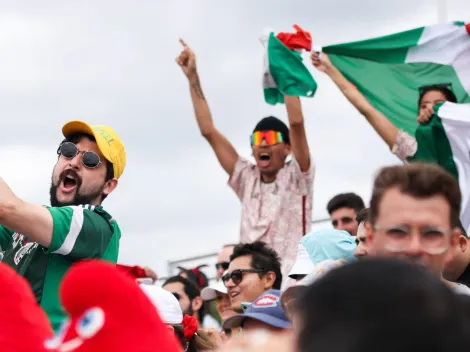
[52,206,85,255]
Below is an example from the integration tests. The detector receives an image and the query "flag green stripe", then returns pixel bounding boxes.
[264,87,284,105]
[408,102,458,179]
[328,55,470,134]
[267,33,317,99]
[324,27,424,63]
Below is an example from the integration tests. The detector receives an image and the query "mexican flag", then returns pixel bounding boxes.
[411,102,470,234]
[261,25,317,105]
[323,22,470,134]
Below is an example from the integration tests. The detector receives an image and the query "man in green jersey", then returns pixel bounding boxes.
[0,120,126,331]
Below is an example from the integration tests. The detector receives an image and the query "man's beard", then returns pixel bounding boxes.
[50,169,105,207]
[183,303,194,316]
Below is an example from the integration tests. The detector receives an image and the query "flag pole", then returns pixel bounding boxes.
[437,0,448,23]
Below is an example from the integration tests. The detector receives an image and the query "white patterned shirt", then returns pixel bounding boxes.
[229,157,315,283]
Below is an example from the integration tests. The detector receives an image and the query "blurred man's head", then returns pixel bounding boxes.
[215,244,236,280]
[368,163,461,276]
[355,208,370,258]
[297,258,470,352]
[163,276,204,323]
[223,241,282,312]
[327,193,365,235]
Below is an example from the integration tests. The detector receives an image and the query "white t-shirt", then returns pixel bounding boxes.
[203,314,221,330]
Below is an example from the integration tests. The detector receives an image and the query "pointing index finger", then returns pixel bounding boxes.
[179,38,188,48]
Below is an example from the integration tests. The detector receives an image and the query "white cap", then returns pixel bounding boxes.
[282,259,346,306]
[140,284,183,325]
[288,242,315,278]
[201,272,228,301]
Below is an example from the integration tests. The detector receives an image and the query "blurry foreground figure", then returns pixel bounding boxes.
[142,284,220,351]
[45,260,180,352]
[297,258,470,352]
[367,163,470,293]
[0,262,53,352]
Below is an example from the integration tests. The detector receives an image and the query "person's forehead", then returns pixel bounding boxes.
[163,282,185,294]
[218,246,234,261]
[331,207,357,219]
[229,255,252,271]
[421,90,446,103]
[376,188,450,226]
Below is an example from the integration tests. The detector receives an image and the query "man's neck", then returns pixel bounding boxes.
[261,171,278,183]
[446,252,470,282]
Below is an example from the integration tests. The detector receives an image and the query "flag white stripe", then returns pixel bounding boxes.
[439,103,470,234]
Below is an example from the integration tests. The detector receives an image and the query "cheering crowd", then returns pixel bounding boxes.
[1,23,470,352]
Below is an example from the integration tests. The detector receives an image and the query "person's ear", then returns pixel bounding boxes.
[365,222,374,245]
[263,271,276,289]
[103,178,118,197]
[192,296,203,313]
[284,144,291,158]
[459,235,467,252]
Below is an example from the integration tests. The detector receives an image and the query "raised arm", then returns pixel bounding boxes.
[284,96,310,172]
[176,39,239,176]
[0,177,53,247]
[311,52,398,150]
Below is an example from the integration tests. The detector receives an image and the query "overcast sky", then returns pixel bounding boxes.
[0,0,468,277]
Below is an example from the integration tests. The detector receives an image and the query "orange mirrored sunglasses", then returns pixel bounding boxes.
[250,130,285,146]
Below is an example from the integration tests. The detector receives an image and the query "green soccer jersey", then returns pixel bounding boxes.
[0,204,120,331]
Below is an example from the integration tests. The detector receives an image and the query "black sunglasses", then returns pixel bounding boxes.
[215,262,230,271]
[58,142,102,169]
[171,292,181,301]
[222,269,266,287]
[418,82,453,95]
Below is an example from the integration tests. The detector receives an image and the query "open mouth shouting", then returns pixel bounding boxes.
[60,170,80,194]
[258,152,271,168]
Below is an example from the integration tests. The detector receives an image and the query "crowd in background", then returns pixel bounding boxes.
[1,22,470,352]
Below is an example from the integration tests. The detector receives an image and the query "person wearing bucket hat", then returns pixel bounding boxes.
[222,289,292,332]
[288,229,356,279]
[0,120,125,331]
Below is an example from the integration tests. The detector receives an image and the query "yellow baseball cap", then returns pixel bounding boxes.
[62,120,126,179]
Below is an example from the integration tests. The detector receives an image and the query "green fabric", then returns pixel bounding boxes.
[0,225,13,251]
[0,205,120,331]
[265,33,317,105]
[324,26,424,63]
[323,22,470,135]
[408,102,459,179]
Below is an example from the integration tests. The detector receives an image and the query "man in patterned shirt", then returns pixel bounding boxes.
[176,40,314,282]
[0,120,125,331]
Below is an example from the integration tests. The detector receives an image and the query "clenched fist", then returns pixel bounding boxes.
[311,51,333,73]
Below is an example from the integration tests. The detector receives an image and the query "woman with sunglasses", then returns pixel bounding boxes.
[311,52,458,162]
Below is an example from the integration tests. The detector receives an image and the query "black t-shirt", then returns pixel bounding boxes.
[457,265,470,288]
